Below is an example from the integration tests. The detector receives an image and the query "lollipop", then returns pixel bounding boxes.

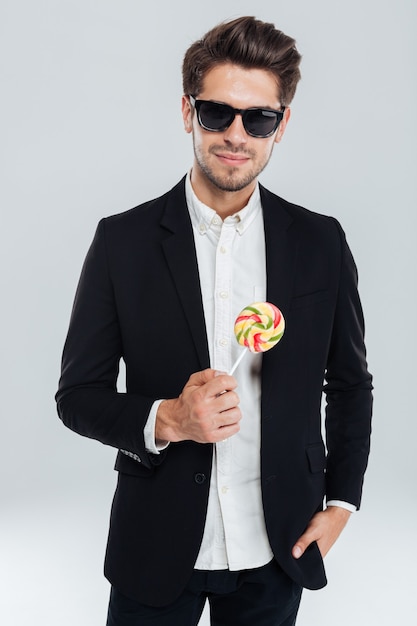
[229,302,285,374]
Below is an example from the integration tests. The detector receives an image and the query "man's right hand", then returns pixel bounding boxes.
[155,369,241,444]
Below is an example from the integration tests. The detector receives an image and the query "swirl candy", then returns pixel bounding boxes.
[229,302,285,375]
[234,302,285,353]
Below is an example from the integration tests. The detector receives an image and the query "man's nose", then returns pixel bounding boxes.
[222,114,248,145]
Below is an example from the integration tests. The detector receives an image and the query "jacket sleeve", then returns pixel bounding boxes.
[323,220,373,508]
[55,219,158,468]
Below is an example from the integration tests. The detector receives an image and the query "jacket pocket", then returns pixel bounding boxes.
[114,451,155,477]
[290,290,329,310]
[306,442,327,473]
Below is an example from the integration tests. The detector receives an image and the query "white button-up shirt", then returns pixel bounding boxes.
[185,173,274,570]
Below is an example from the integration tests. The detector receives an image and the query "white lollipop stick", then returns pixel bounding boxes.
[229,349,247,376]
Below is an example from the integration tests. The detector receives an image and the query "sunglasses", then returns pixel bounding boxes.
[189,95,285,139]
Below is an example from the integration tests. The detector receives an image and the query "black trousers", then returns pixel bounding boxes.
[106,560,302,626]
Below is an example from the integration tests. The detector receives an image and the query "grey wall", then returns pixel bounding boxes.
[1,1,416,623]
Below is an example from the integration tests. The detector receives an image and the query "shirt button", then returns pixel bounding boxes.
[219,338,228,347]
[221,486,228,494]
[219,291,229,299]
[194,473,206,485]
[220,246,227,254]
[212,215,221,225]
[199,223,206,234]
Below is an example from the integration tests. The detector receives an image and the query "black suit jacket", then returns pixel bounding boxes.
[56,177,372,606]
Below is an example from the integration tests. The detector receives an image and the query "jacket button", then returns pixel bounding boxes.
[194,473,207,485]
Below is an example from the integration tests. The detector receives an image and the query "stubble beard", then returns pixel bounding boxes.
[193,141,274,193]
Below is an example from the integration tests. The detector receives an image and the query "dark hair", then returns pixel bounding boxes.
[182,16,302,106]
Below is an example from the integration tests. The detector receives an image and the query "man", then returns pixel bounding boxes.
[56,16,373,626]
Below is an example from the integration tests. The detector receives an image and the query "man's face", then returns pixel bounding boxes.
[182,63,290,195]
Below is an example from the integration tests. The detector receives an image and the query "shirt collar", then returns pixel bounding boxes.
[185,171,262,237]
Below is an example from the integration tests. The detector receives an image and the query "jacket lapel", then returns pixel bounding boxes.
[260,185,297,317]
[160,178,210,371]
[260,185,298,408]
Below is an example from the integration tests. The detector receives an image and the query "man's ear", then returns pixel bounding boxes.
[181,95,193,134]
[274,107,291,144]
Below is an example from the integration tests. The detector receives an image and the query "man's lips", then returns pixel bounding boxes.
[215,152,250,166]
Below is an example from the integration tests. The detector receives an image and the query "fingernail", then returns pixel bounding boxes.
[293,546,302,559]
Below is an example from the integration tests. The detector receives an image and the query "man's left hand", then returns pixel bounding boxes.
[292,506,351,560]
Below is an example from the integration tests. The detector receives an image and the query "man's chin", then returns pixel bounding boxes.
[206,171,257,193]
